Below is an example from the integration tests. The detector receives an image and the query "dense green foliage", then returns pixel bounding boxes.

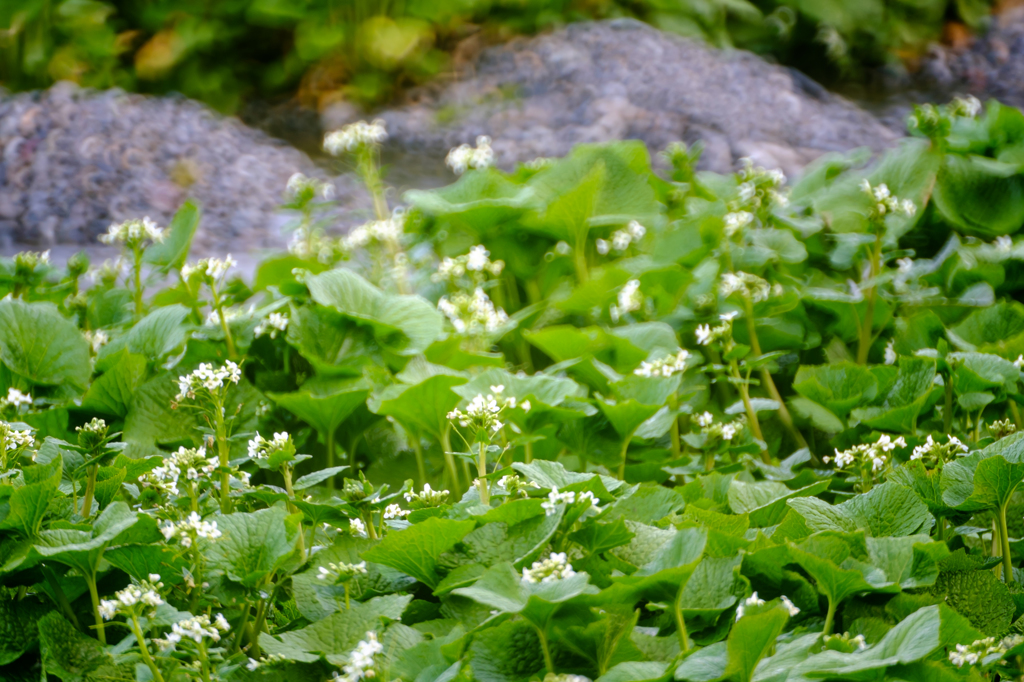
[6,96,1024,680]
[0,0,995,111]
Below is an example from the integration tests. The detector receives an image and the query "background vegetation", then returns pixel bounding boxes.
[0,0,998,113]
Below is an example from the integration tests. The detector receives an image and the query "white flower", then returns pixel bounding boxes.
[341,214,405,251]
[182,255,236,282]
[174,361,242,402]
[695,324,713,345]
[723,211,753,237]
[610,280,642,322]
[780,595,800,616]
[635,350,690,378]
[98,578,164,620]
[99,217,165,247]
[735,592,766,620]
[324,120,387,155]
[1015,355,1024,370]
[318,561,368,581]
[255,312,289,339]
[884,340,896,365]
[383,504,409,520]
[333,632,384,682]
[438,288,508,337]
[696,412,714,428]
[404,483,450,508]
[247,431,294,461]
[1,388,32,409]
[83,329,109,354]
[541,487,576,515]
[160,511,222,546]
[350,518,367,538]
[446,136,494,174]
[522,552,576,583]
[286,172,335,201]
[596,239,610,255]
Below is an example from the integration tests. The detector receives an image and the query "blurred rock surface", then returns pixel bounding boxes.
[328,19,899,176]
[0,82,369,253]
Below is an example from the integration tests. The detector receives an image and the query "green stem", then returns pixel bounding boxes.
[80,464,98,518]
[617,427,638,480]
[524,440,534,465]
[732,361,768,462]
[231,604,252,654]
[938,516,946,543]
[364,512,378,540]
[214,406,231,514]
[533,624,555,674]
[133,246,144,318]
[440,428,461,499]
[210,286,237,359]
[669,394,681,459]
[822,598,837,637]
[999,500,1015,583]
[85,572,105,644]
[673,584,691,652]
[43,566,81,631]
[944,376,953,435]
[856,235,883,365]
[344,582,351,610]
[129,615,165,682]
[326,429,336,491]
[411,437,426,489]
[477,442,490,505]
[282,466,306,563]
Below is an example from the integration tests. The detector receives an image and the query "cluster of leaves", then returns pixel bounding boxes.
[7,96,1024,682]
[0,0,995,112]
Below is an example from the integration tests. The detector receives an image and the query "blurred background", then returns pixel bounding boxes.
[0,0,1017,260]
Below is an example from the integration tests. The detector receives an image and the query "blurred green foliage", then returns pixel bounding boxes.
[0,0,996,113]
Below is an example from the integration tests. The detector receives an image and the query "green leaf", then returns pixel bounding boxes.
[0,597,51,665]
[792,362,878,418]
[933,154,1024,237]
[0,456,62,537]
[363,517,476,588]
[370,365,467,441]
[205,507,300,587]
[850,357,938,433]
[142,200,200,272]
[79,350,147,418]
[270,377,370,440]
[941,430,1024,512]
[724,606,790,682]
[0,300,91,392]
[466,618,544,682]
[37,612,127,681]
[933,569,1015,636]
[728,479,830,527]
[787,481,933,536]
[32,502,145,575]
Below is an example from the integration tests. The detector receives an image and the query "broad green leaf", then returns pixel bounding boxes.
[0,597,51,665]
[792,362,878,418]
[850,357,938,433]
[941,430,1024,512]
[787,481,933,536]
[270,377,370,440]
[933,154,1024,237]
[205,507,300,587]
[37,612,128,681]
[725,606,790,682]
[32,502,146,575]
[142,200,200,272]
[466,618,544,682]
[79,349,147,418]
[363,517,476,588]
[0,300,91,392]
[0,456,62,537]
[728,479,830,527]
[370,370,467,441]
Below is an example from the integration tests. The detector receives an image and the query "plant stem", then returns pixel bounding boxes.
[411,437,426,489]
[132,246,144,318]
[210,286,237,359]
[822,598,837,637]
[856,235,883,365]
[477,442,490,505]
[743,299,808,451]
[85,573,105,644]
[344,583,351,610]
[731,360,768,463]
[440,428,461,499]
[282,466,306,563]
[533,624,555,674]
[998,500,1015,583]
[326,429,336,491]
[669,394,681,459]
[231,605,252,654]
[43,566,81,630]
[129,615,165,682]
[214,406,232,513]
[944,377,954,435]
[673,584,691,652]
[617,427,638,480]
[81,464,98,518]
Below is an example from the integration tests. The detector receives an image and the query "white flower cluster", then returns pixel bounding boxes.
[438,288,509,336]
[349,518,368,538]
[164,613,230,647]
[720,271,772,303]
[884,340,897,365]
[342,214,405,251]
[14,250,50,271]
[949,634,1024,668]
[98,576,164,620]
[434,245,505,284]
[99,217,164,248]
[635,350,690,378]
[446,135,494,174]
[731,159,788,212]
[76,417,107,436]
[0,421,35,453]
[245,653,288,671]
[404,483,450,508]
[286,172,335,201]
[522,552,576,584]
[324,120,387,155]
[0,388,32,411]
[255,312,290,339]
[990,418,1017,440]
[825,434,907,472]
[610,280,643,322]
[723,211,753,238]
[317,561,368,582]
[182,255,237,282]
[289,228,342,264]
[695,311,738,346]
[822,631,868,652]
[859,180,916,222]
[695,412,743,442]
[145,446,216,497]
[206,307,247,328]
[332,631,384,682]
[448,392,503,433]
[247,431,294,461]
[910,434,968,464]
[83,329,109,354]
[160,511,223,547]
[541,487,600,516]
[949,95,982,119]
[174,361,241,402]
[734,592,765,620]
[383,503,409,520]
[597,221,646,255]
[497,474,540,498]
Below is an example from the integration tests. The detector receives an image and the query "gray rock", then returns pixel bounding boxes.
[0,81,371,253]
[347,19,898,176]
